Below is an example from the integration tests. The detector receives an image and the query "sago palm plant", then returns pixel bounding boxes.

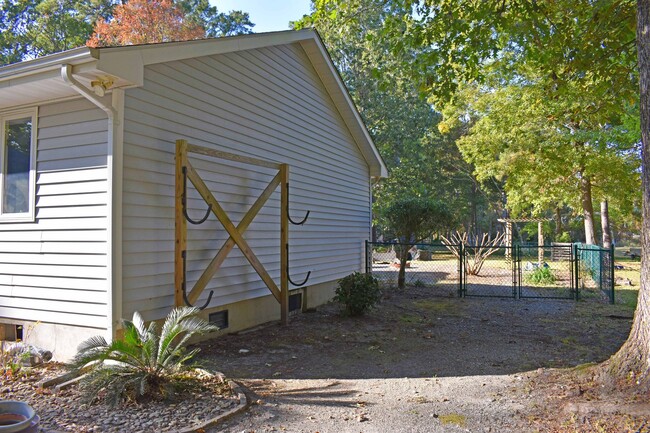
[71,306,218,405]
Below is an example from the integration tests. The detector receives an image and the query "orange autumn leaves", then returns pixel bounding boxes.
[87,0,205,48]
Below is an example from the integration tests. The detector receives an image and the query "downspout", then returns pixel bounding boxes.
[61,64,123,341]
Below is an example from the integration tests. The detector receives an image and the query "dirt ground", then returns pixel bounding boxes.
[197,288,645,432]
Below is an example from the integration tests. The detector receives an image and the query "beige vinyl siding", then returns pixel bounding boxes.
[122,43,371,321]
[0,98,109,329]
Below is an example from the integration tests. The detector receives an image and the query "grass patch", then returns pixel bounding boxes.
[399,314,423,324]
[439,413,467,427]
[572,362,597,374]
[561,336,577,345]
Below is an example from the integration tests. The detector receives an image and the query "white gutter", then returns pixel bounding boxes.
[61,64,123,341]
[0,48,93,83]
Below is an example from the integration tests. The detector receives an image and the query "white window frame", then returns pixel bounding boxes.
[0,108,37,222]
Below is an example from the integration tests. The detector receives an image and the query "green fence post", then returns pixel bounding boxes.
[458,243,464,297]
[573,243,580,301]
[365,240,369,275]
[610,243,615,304]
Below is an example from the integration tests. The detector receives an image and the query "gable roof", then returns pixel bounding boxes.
[0,29,387,178]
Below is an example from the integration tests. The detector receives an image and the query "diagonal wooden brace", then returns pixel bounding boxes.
[184,163,282,301]
[187,171,282,304]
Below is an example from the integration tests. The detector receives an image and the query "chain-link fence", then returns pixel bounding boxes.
[366,241,612,302]
[366,242,460,297]
[575,243,615,303]
[462,245,516,298]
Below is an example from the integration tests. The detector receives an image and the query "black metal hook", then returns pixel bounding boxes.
[286,183,310,225]
[286,244,311,287]
[181,250,214,310]
[182,166,212,225]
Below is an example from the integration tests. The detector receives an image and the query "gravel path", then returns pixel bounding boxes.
[215,375,531,433]
[198,290,633,432]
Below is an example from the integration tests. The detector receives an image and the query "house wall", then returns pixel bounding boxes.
[0,98,110,360]
[122,42,371,323]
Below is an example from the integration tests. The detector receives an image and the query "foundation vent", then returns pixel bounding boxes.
[208,310,228,329]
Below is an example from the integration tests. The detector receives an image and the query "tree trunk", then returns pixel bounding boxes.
[580,175,597,244]
[608,0,650,386]
[601,200,612,249]
[555,206,563,240]
[397,244,409,290]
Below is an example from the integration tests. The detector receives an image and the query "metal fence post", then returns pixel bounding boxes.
[514,245,519,299]
[365,240,369,275]
[573,243,580,301]
[610,243,615,304]
[458,243,464,298]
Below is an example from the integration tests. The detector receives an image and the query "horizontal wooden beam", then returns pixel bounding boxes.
[497,218,552,223]
[187,143,281,170]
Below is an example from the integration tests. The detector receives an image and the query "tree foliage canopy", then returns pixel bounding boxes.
[380,197,454,243]
[0,0,254,65]
[295,0,498,234]
[87,0,205,47]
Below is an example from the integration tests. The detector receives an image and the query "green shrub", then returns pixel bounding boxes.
[557,232,572,243]
[334,272,381,316]
[524,266,556,285]
[71,306,218,406]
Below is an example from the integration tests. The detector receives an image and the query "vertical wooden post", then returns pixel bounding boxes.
[280,164,289,325]
[175,140,188,307]
[538,221,544,265]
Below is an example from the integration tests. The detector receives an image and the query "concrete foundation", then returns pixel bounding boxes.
[0,320,106,362]
[198,280,338,337]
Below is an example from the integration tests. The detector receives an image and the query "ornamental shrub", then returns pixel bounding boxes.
[524,266,556,285]
[334,272,381,316]
[70,306,218,406]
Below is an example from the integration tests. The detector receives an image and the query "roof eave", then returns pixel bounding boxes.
[0,47,96,83]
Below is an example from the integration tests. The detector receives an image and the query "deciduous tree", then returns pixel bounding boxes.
[294,0,500,235]
[0,0,113,64]
[379,197,453,289]
[87,0,205,47]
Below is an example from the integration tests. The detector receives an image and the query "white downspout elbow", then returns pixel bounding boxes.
[61,64,116,119]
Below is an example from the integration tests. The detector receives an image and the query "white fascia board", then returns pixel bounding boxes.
[0,48,95,84]
[298,35,388,178]
[95,29,316,69]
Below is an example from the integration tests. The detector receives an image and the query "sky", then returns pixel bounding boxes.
[210,1,314,33]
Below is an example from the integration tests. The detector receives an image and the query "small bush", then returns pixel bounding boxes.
[334,272,381,316]
[524,266,556,285]
[70,306,218,406]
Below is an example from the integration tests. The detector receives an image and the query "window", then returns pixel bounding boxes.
[0,109,37,221]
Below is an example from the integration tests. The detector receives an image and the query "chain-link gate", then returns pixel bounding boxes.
[461,245,517,297]
[518,245,576,299]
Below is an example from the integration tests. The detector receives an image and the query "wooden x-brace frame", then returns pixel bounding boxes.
[175,139,291,324]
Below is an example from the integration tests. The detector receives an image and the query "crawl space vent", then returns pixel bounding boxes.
[289,292,302,313]
[208,310,228,329]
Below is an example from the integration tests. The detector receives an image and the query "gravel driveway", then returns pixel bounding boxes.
[198,290,633,432]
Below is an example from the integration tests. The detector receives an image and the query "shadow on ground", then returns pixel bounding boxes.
[198,289,633,380]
